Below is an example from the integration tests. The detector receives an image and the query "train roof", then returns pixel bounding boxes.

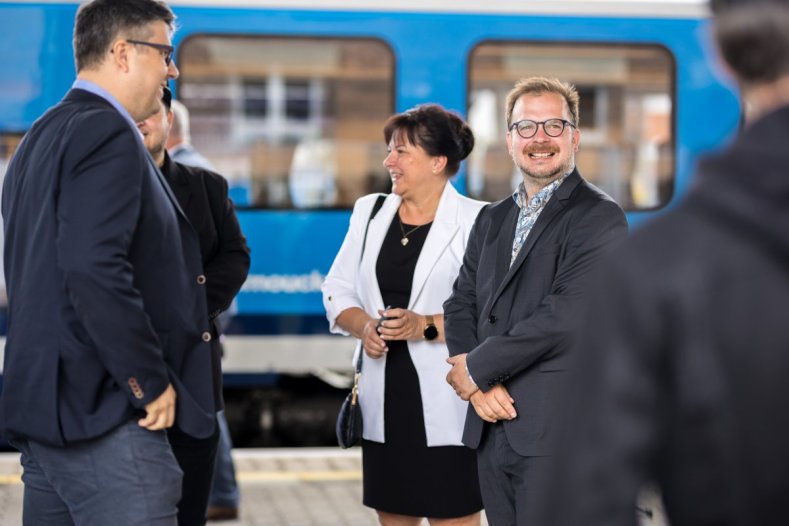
[21,1,710,19]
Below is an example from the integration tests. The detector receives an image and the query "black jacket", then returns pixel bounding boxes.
[444,169,628,456]
[544,105,789,526]
[160,152,251,407]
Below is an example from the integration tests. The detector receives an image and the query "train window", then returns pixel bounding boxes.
[177,36,394,209]
[468,43,674,210]
[1,133,24,179]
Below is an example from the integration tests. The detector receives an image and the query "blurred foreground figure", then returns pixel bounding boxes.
[539,1,789,525]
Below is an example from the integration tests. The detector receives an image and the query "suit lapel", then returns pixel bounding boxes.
[490,200,518,297]
[164,157,195,220]
[409,183,461,309]
[491,170,581,302]
[148,154,189,222]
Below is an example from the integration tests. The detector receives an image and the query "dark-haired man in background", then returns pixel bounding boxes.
[1,1,217,524]
[138,88,250,525]
[538,1,789,524]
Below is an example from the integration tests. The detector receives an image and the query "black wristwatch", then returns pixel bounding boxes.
[423,315,438,341]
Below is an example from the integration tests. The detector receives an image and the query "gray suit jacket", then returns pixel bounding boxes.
[444,169,627,456]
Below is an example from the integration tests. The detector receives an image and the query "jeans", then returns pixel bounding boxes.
[12,420,182,526]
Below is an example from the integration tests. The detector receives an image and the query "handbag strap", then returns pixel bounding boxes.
[355,193,387,374]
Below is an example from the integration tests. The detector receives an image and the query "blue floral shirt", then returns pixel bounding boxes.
[510,172,570,266]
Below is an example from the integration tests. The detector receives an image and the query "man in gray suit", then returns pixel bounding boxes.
[444,77,627,526]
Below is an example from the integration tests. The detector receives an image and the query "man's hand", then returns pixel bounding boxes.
[469,385,517,423]
[446,354,479,400]
[138,383,176,430]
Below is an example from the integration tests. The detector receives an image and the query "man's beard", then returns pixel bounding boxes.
[513,147,574,182]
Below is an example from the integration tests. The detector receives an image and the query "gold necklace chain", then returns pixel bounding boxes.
[398,214,428,246]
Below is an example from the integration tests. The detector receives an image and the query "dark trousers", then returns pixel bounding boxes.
[168,422,220,526]
[477,422,552,526]
[13,420,182,526]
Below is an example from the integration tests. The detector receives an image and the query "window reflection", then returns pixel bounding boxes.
[177,36,394,209]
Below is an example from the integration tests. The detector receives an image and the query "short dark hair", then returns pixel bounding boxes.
[73,0,175,72]
[383,104,474,176]
[162,86,172,110]
[711,0,789,84]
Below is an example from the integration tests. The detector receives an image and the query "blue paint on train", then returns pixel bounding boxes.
[0,1,741,335]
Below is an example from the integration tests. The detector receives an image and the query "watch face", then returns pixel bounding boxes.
[424,324,438,340]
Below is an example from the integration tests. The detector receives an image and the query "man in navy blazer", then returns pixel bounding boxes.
[1,1,216,524]
[444,77,628,525]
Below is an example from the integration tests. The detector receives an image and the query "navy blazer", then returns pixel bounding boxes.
[160,152,251,407]
[444,170,628,456]
[1,89,216,446]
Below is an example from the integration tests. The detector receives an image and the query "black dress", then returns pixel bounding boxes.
[361,212,483,518]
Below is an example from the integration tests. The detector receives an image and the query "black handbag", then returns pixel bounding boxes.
[335,194,386,448]
[336,353,363,448]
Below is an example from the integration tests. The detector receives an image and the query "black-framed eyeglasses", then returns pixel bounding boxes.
[127,39,174,66]
[509,118,576,139]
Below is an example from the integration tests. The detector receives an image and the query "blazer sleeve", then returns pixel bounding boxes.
[443,204,489,356]
[322,194,379,334]
[56,112,170,408]
[202,171,251,319]
[467,199,628,387]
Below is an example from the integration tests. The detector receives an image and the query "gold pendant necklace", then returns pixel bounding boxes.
[398,215,425,246]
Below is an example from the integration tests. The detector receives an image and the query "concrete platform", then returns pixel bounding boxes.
[0,448,667,525]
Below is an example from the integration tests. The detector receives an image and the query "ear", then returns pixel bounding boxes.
[572,128,581,153]
[109,39,131,72]
[167,109,174,129]
[432,155,447,174]
[505,130,514,156]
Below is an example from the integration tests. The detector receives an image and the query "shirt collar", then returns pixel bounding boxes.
[511,167,573,210]
[72,79,141,137]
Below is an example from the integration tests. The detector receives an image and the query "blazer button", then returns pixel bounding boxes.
[202,331,212,342]
[488,315,497,324]
[128,377,144,399]
[196,275,206,285]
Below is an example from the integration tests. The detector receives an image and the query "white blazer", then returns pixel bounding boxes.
[322,183,487,446]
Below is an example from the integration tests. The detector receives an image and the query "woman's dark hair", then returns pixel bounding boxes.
[383,104,474,176]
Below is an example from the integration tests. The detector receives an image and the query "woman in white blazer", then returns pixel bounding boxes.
[323,104,487,526]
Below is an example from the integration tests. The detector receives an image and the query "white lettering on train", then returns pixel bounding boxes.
[241,271,325,293]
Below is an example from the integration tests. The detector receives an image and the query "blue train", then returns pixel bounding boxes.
[0,0,740,444]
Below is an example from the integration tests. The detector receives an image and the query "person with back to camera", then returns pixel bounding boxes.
[322,104,486,526]
[534,1,789,525]
[0,1,218,524]
[138,87,251,525]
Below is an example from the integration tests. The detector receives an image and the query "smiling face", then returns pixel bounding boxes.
[126,21,179,121]
[506,92,580,190]
[137,100,173,166]
[382,130,444,200]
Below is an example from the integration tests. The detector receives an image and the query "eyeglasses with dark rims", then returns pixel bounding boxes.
[127,39,175,66]
[509,118,576,139]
